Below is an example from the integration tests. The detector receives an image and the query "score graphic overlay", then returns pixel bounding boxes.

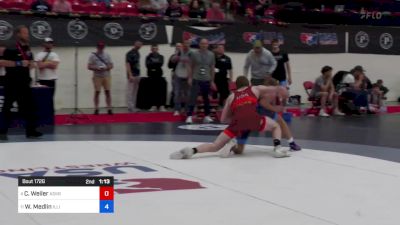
[18,177,114,213]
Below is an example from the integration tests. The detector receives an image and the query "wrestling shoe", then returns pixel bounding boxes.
[185,116,193,124]
[170,147,194,160]
[203,116,214,123]
[219,139,237,158]
[273,146,291,158]
[289,142,302,151]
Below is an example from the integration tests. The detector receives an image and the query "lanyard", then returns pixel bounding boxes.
[16,42,29,60]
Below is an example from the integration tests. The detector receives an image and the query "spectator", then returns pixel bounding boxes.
[376,79,389,99]
[254,0,270,17]
[311,66,344,117]
[214,44,232,107]
[369,83,382,112]
[31,0,52,12]
[35,38,60,98]
[270,39,291,87]
[0,25,42,140]
[52,0,72,13]
[170,41,192,116]
[87,41,114,115]
[146,44,166,112]
[206,2,225,21]
[243,40,277,85]
[126,41,143,112]
[186,38,216,124]
[189,0,207,19]
[351,65,372,90]
[165,0,183,18]
[139,0,168,14]
[221,0,241,20]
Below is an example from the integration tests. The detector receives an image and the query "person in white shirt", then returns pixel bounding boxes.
[35,37,60,97]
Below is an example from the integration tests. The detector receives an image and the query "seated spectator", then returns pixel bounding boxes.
[165,0,183,18]
[376,79,389,100]
[311,66,344,117]
[206,2,225,21]
[189,0,207,19]
[139,0,168,15]
[254,0,270,17]
[52,0,72,13]
[351,65,372,91]
[221,0,241,20]
[31,0,52,12]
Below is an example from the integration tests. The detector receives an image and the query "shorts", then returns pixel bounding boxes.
[223,117,267,139]
[236,106,278,145]
[93,76,111,92]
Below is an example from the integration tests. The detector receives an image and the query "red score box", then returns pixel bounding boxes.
[100,186,114,200]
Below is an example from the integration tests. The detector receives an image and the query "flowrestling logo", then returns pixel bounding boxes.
[0,162,204,194]
[0,20,13,40]
[30,21,52,39]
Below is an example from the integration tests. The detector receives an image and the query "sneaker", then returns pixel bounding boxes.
[219,139,237,158]
[203,116,214,123]
[273,146,291,158]
[94,109,99,115]
[289,142,302,151]
[319,109,330,117]
[333,109,345,116]
[185,116,193,124]
[170,147,194,160]
[128,107,138,113]
[149,106,157,112]
[173,111,180,116]
[108,109,113,115]
[26,131,43,139]
[159,106,166,112]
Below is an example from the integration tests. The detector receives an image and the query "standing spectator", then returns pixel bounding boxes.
[189,0,207,19]
[146,44,166,112]
[214,44,232,107]
[165,0,183,18]
[0,25,42,140]
[35,38,59,98]
[52,0,72,13]
[271,39,292,87]
[376,79,389,99]
[87,41,114,115]
[206,2,225,21]
[186,38,216,124]
[170,41,192,116]
[243,40,277,85]
[0,47,6,87]
[126,41,142,112]
[31,0,52,12]
[311,66,344,117]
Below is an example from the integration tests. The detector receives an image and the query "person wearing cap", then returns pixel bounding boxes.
[243,40,277,86]
[311,66,344,117]
[35,37,60,98]
[88,41,114,115]
[352,65,372,91]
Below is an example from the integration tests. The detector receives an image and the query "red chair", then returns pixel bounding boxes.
[303,81,321,116]
[7,0,30,11]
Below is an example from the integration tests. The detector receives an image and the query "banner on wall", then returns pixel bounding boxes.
[172,23,346,54]
[348,26,400,55]
[0,14,168,47]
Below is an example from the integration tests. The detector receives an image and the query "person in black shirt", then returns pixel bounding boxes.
[126,41,142,112]
[189,0,207,19]
[213,45,232,107]
[145,44,166,112]
[271,39,292,87]
[0,25,42,140]
[31,0,52,12]
[165,0,183,18]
